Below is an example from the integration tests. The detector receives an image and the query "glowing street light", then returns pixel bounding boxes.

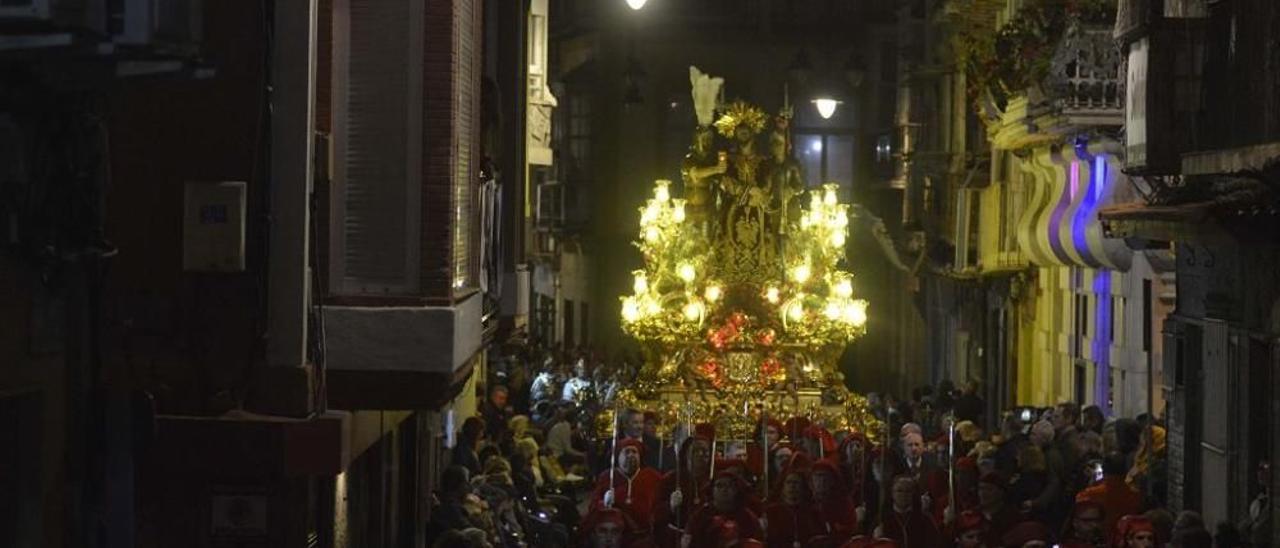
[626,0,647,10]
[812,97,841,119]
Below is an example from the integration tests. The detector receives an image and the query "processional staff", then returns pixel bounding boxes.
[878,405,895,529]
[609,403,619,507]
[762,404,770,502]
[675,403,692,528]
[947,412,956,509]
[658,429,665,471]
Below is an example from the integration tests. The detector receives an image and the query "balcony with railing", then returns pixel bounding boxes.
[963,1,1125,149]
[960,3,1136,272]
[1043,24,1125,125]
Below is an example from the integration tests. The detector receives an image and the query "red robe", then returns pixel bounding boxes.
[814,493,861,543]
[764,502,823,548]
[589,467,665,530]
[684,504,764,547]
[981,506,1025,547]
[652,470,710,547]
[880,509,942,548]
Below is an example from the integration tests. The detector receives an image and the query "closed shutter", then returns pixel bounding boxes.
[451,0,480,290]
[1200,319,1230,527]
[330,0,423,295]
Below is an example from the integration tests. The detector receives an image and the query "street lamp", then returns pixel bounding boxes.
[812,98,841,119]
[626,0,647,9]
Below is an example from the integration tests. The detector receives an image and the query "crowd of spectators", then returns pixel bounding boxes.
[426,344,1269,548]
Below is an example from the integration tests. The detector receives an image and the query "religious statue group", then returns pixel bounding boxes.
[682,67,806,283]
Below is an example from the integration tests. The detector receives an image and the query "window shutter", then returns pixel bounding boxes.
[330,0,423,295]
[451,0,480,290]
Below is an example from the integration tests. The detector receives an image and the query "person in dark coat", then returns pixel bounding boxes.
[977,473,1024,547]
[483,384,513,442]
[426,466,482,544]
[452,416,486,475]
[954,383,985,425]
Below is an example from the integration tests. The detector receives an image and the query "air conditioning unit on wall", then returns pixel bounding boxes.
[0,0,58,21]
[0,0,200,53]
[0,0,105,35]
[113,0,202,52]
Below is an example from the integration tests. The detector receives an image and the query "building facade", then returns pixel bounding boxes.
[1,1,502,546]
[885,0,1179,423]
[1102,0,1280,535]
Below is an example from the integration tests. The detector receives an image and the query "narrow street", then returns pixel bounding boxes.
[2,1,1279,547]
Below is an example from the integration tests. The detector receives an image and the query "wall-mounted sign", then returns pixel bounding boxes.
[211,490,268,538]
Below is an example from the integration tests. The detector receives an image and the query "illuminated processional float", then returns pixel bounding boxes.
[609,67,883,444]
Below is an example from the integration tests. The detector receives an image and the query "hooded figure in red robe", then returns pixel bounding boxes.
[748,418,784,477]
[810,460,862,544]
[589,437,665,532]
[715,458,765,516]
[1057,500,1106,548]
[1001,521,1051,548]
[1110,515,1157,548]
[783,416,812,444]
[838,433,878,521]
[764,464,823,548]
[714,517,767,548]
[840,539,900,548]
[654,430,715,547]
[877,475,942,548]
[949,510,986,548]
[683,470,764,548]
[581,507,649,548]
[802,425,838,460]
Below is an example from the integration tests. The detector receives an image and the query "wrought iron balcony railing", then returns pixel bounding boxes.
[1044,24,1125,122]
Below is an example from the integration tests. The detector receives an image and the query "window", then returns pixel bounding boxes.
[452,0,481,291]
[795,133,855,199]
[536,294,556,345]
[567,93,592,182]
[330,0,424,295]
[562,298,575,347]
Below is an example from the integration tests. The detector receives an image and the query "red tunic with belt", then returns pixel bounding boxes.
[651,470,710,547]
[764,501,823,548]
[684,504,764,547]
[880,508,942,548]
[588,466,665,531]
